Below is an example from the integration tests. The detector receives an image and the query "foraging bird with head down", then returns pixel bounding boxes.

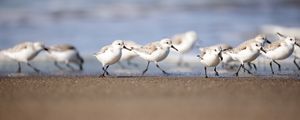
[46,44,84,71]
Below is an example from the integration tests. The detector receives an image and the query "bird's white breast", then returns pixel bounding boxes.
[95,47,122,66]
[200,54,220,67]
[230,49,260,63]
[134,46,170,62]
[263,44,294,60]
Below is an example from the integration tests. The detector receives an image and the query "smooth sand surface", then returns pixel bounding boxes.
[0,76,300,120]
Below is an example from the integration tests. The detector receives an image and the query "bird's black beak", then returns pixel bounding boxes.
[123,46,131,51]
[277,32,287,38]
[266,39,271,44]
[171,45,178,51]
[260,47,266,53]
[44,47,49,51]
[218,52,223,61]
[196,55,203,59]
[295,43,300,47]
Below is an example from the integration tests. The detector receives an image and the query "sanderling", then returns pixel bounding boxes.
[171,31,197,66]
[226,42,266,76]
[206,44,243,71]
[261,33,300,74]
[132,38,178,75]
[237,34,271,70]
[197,46,223,78]
[1,42,48,73]
[46,44,84,71]
[221,35,270,71]
[94,40,131,77]
[118,40,141,68]
[292,39,300,70]
[206,44,232,63]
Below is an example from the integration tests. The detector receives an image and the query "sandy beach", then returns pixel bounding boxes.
[0,76,299,120]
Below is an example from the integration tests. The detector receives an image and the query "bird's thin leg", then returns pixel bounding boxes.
[16,62,21,73]
[99,66,106,77]
[247,62,253,70]
[142,61,150,75]
[293,58,300,70]
[204,66,208,78]
[242,64,252,75]
[27,63,40,73]
[252,63,257,71]
[105,65,110,76]
[155,63,169,75]
[243,63,251,72]
[243,64,247,72]
[78,63,83,71]
[54,61,64,70]
[270,61,274,74]
[235,64,243,76]
[273,60,281,71]
[214,66,219,76]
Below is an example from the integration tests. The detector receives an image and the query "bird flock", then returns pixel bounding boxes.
[0,31,299,78]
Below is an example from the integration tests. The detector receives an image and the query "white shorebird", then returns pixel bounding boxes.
[46,44,84,71]
[118,40,141,68]
[132,38,178,75]
[261,33,300,74]
[1,42,48,73]
[197,46,223,78]
[221,35,270,71]
[293,39,300,70]
[94,40,131,77]
[235,34,271,70]
[208,44,245,71]
[226,42,266,76]
[171,31,197,66]
[207,44,232,64]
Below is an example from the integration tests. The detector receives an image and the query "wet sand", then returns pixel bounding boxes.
[0,76,300,120]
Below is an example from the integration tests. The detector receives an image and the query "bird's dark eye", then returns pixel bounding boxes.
[215,49,217,51]
[256,44,258,46]
[290,39,293,41]
[166,42,169,44]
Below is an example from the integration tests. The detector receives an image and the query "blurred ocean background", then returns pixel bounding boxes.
[0,0,300,76]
